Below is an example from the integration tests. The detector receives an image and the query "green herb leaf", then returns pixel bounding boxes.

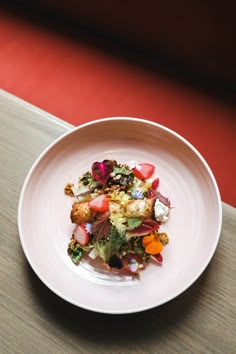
[113,166,133,176]
[109,226,127,252]
[70,247,84,264]
[127,218,142,230]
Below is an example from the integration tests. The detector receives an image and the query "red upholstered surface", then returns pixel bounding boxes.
[0,9,235,205]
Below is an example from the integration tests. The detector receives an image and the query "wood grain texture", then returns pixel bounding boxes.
[0,89,235,353]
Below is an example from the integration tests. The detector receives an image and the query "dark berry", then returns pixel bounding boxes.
[108,254,123,269]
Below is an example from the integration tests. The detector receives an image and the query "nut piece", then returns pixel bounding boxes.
[158,232,169,245]
[70,202,97,224]
[64,183,74,196]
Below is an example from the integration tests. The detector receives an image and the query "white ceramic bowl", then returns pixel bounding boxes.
[18,117,222,314]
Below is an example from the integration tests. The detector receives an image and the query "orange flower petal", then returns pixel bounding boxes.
[145,240,163,255]
[142,234,154,248]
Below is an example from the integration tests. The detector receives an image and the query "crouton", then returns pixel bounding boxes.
[124,198,155,219]
[70,202,97,224]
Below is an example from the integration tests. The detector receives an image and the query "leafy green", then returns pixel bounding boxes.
[112,166,134,187]
[69,246,84,264]
[109,226,127,252]
[95,240,112,262]
[72,172,100,197]
[127,218,142,230]
[80,171,101,189]
[92,212,111,240]
[113,166,133,176]
[92,161,114,184]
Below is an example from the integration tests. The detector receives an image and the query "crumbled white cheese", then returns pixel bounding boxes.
[154,199,169,222]
[127,160,141,170]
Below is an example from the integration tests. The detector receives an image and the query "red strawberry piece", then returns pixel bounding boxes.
[73,224,89,245]
[88,194,109,212]
[133,163,155,180]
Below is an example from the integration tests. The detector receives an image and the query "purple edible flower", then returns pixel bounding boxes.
[128,258,139,272]
[133,190,143,199]
[85,223,93,234]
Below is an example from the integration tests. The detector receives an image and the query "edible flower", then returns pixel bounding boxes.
[128,257,139,273]
[132,190,143,199]
[85,223,93,234]
[142,233,163,255]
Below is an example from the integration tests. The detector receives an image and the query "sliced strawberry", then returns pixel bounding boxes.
[88,194,109,212]
[73,224,89,245]
[133,163,155,180]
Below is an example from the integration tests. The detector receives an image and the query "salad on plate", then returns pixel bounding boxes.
[64,160,171,276]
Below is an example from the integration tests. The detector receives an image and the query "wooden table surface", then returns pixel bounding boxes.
[0,89,235,353]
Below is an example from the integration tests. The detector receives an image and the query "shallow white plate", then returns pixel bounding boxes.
[18,117,222,314]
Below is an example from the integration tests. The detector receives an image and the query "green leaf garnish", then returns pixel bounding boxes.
[127,218,142,230]
[109,226,127,252]
[113,166,133,176]
[95,240,112,262]
[70,247,84,264]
